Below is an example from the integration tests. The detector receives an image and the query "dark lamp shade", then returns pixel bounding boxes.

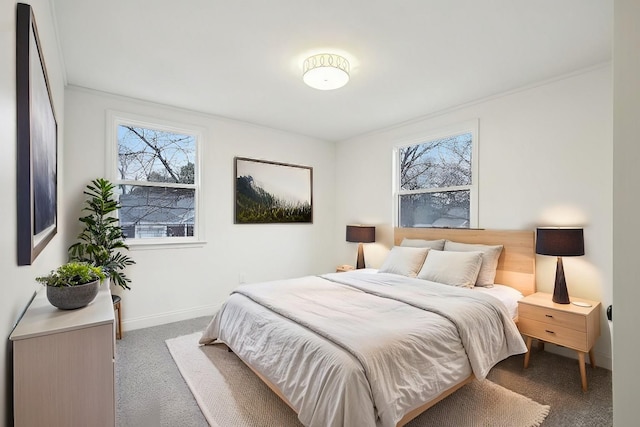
[536,228,585,257]
[346,225,375,243]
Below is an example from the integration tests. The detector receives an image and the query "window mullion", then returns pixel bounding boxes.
[116,180,196,190]
[398,185,471,196]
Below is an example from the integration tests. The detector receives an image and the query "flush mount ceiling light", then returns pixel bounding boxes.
[302,53,350,90]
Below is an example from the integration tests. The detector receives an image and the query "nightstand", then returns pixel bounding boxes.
[336,264,355,273]
[517,292,601,391]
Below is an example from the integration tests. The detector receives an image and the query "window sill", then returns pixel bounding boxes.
[127,239,207,251]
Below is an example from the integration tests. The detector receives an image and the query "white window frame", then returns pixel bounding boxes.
[106,110,205,248]
[393,119,479,228]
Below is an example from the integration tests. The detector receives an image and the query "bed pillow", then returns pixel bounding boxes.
[378,246,429,278]
[400,238,445,251]
[443,241,504,287]
[416,250,483,288]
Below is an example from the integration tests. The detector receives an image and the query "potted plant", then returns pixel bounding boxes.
[36,262,106,310]
[68,178,135,290]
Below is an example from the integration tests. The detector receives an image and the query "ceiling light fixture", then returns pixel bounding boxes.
[302,53,350,90]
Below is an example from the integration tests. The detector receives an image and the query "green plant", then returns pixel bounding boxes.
[36,262,106,287]
[68,178,135,290]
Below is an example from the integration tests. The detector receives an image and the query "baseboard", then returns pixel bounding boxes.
[544,343,612,371]
[121,303,220,331]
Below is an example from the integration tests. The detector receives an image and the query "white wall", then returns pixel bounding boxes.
[1,3,622,423]
[613,0,640,424]
[335,65,613,369]
[1,1,67,425]
[63,87,336,330]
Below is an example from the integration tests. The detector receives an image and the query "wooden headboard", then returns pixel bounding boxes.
[394,228,536,296]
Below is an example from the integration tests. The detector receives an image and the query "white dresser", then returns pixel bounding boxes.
[10,285,115,427]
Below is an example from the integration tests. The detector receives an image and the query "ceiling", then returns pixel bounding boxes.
[52,0,612,142]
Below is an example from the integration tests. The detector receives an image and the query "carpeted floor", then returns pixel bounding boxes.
[115,316,612,427]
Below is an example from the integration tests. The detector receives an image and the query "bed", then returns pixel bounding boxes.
[200,228,535,427]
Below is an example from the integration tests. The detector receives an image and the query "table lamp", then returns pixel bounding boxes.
[346,225,375,269]
[535,227,585,304]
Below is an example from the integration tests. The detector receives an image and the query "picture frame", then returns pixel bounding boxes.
[235,157,312,224]
[16,3,58,265]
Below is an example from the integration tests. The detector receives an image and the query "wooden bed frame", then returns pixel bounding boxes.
[224,227,536,427]
[392,228,536,425]
[394,227,536,296]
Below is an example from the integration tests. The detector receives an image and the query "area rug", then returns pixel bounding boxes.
[166,333,549,427]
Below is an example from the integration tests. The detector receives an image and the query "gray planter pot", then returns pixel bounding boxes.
[46,279,100,310]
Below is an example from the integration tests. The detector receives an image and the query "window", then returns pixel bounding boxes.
[395,122,478,228]
[108,112,202,244]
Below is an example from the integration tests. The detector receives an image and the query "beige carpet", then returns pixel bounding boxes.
[167,333,549,427]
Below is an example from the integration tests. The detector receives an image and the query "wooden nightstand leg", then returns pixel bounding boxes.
[537,340,545,351]
[524,336,533,368]
[578,352,588,391]
[588,350,597,368]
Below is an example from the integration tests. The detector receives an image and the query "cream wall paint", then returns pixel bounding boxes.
[612,0,640,424]
[335,66,613,369]
[63,87,336,331]
[1,1,67,425]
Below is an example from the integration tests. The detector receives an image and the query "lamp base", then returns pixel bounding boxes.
[356,243,366,269]
[552,256,571,304]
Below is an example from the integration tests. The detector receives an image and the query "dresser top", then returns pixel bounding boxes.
[10,285,115,341]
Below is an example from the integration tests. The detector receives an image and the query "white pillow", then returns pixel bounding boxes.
[400,238,445,251]
[443,241,503,287]
[416,250,483,288]
[378,246,429,278]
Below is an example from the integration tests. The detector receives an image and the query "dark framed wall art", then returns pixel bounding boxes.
[16,3,58,265]
[235,157,313,224]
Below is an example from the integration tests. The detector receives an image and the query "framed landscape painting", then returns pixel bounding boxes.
[16,3,58,265]
[235,157,312,224]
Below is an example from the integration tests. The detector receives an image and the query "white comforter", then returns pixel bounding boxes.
[200,270,527,427]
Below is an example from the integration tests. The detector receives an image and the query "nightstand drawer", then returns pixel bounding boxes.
[518,303,586,331]
[518,292,601,391]
[518,317,589,351]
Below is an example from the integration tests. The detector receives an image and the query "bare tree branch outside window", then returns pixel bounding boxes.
[398,133,472,228]
[116,125,197,239]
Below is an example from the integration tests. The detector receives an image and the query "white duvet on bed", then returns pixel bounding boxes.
[473,284,524,319]
[200,270,527,427]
